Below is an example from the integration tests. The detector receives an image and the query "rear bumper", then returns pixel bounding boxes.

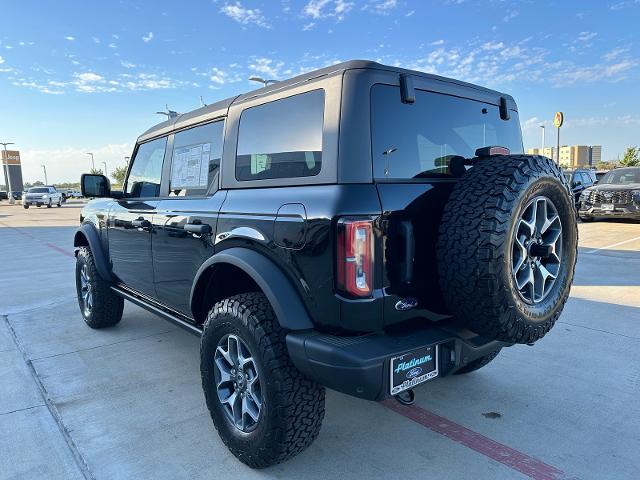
[286,323,508,401]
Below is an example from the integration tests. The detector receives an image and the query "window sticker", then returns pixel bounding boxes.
[171,143,212,188]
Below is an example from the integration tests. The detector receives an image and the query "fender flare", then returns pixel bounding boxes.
[73,224,114,282]
[190,247,314,331]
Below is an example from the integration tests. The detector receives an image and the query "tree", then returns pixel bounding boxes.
[111,165,128,186]
[620,146,640,167]
[89,167,103,175]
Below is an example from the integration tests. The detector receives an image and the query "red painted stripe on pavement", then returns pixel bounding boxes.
[382,400,577,480]
[0,222,76,258]
[45,242,76,258]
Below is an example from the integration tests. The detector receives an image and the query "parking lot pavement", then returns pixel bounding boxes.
[1,202,639,480]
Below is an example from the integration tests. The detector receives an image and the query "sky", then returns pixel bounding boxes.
[0,0,639,184]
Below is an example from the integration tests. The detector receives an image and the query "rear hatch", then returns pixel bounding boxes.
[371,82,524,327]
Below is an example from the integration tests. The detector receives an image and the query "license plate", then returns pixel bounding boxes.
[390,345,439,395]
[601,203,614,211]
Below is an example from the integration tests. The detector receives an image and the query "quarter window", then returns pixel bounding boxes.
[169,120,224,196]
[236,90,324,181]
[126,137,167,197]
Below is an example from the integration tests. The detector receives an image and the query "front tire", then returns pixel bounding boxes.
[23,204,29,209]
[579,215,594,222]
[75,247,124,328]
[46,200,52,208]
[57,199,62,207]
[200,293,325,469]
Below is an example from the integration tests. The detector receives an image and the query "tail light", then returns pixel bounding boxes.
[336,219,374,297]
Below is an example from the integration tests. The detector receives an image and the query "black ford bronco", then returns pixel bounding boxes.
[75,60,577,468]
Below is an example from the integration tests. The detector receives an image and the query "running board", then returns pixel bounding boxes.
[111,285,202,336]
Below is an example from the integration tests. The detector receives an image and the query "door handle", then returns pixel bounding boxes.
[132,218,151,229]
[184,222,212,235]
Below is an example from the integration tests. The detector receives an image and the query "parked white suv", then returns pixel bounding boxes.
[23,186,63,208]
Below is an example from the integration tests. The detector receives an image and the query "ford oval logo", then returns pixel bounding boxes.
[407,367,422,379]
[395,297,418,311]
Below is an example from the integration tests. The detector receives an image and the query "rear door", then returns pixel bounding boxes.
[152,120,226,316]
[108,136,167,298]
[370,82,524,325]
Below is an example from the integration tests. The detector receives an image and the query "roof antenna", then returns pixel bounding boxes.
[199,95,207,107]
[248,75,277,86]
[155,104,179,119]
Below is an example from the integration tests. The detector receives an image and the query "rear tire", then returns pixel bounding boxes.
[23,205,29,209]
[200,292,325,468]
[454,349,501,374]
[75,247,124,328]
[437,155,577,344]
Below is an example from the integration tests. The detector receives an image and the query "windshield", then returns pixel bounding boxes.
[371,84,523,179]
[29,187,49,193]
[599,168,640,185]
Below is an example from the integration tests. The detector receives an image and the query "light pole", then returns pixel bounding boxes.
[124,156,130,164]
[41,164,48,185]
[102,161,108,178]
[85,152,95,171]
[1,142,15,204]
[539,125,545,151]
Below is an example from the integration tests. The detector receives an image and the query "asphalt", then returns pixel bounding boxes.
[1,199,639,480]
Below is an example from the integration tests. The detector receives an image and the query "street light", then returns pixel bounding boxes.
[539,125,545,150]
[41,164,48,185]
[124,156,130,164]
[1,142,15,205]
[85,152,95,170]
[102,161,108,178]
[248,75,277,86]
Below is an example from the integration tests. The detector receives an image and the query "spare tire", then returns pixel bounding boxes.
[437,155,577,344]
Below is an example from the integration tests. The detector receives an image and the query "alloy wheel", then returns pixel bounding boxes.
[214,334,263,433]
[79,264,93,316]
[511,196,563,304]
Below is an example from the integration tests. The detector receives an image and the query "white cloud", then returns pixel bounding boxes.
[142,32,154,43]
[120,61,136,68]
[302,22,316,30]
[303,0,354,21]
[576,31,597,42]
[220,2,270,28]
[610,0,640,10]
[431,39,445,46]
[64,36,75,41]
[0,56,4,64]
[249,57,284,79]
[20,144,132,184]
[369,0,398,14]
[503,9,518,22]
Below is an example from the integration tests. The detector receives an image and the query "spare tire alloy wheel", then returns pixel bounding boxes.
[512,196,562,304]
[214,334,262,433]
[437,155,578,345]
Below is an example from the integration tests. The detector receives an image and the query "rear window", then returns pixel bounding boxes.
[371,84,523,180]
[236,90,324,181]
[29,187,49,193]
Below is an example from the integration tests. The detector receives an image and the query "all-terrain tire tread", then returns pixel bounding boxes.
[436,155,577,344]
[201,292,325,469]
[76,246,124,328]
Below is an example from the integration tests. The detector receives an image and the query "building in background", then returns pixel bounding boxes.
[527,145,603,168]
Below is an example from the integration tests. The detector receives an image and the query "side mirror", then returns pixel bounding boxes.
[573,180,582,188]
[81,174,114,198]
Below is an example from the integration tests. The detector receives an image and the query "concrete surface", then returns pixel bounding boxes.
[1,200,639,480]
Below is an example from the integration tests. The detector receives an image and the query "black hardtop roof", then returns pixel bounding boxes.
[138,59,514,143]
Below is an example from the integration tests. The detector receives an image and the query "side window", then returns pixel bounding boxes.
[126,137,167,197]
[236,89,324,181]
[169,120,224,196]
[580,172,591,186]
